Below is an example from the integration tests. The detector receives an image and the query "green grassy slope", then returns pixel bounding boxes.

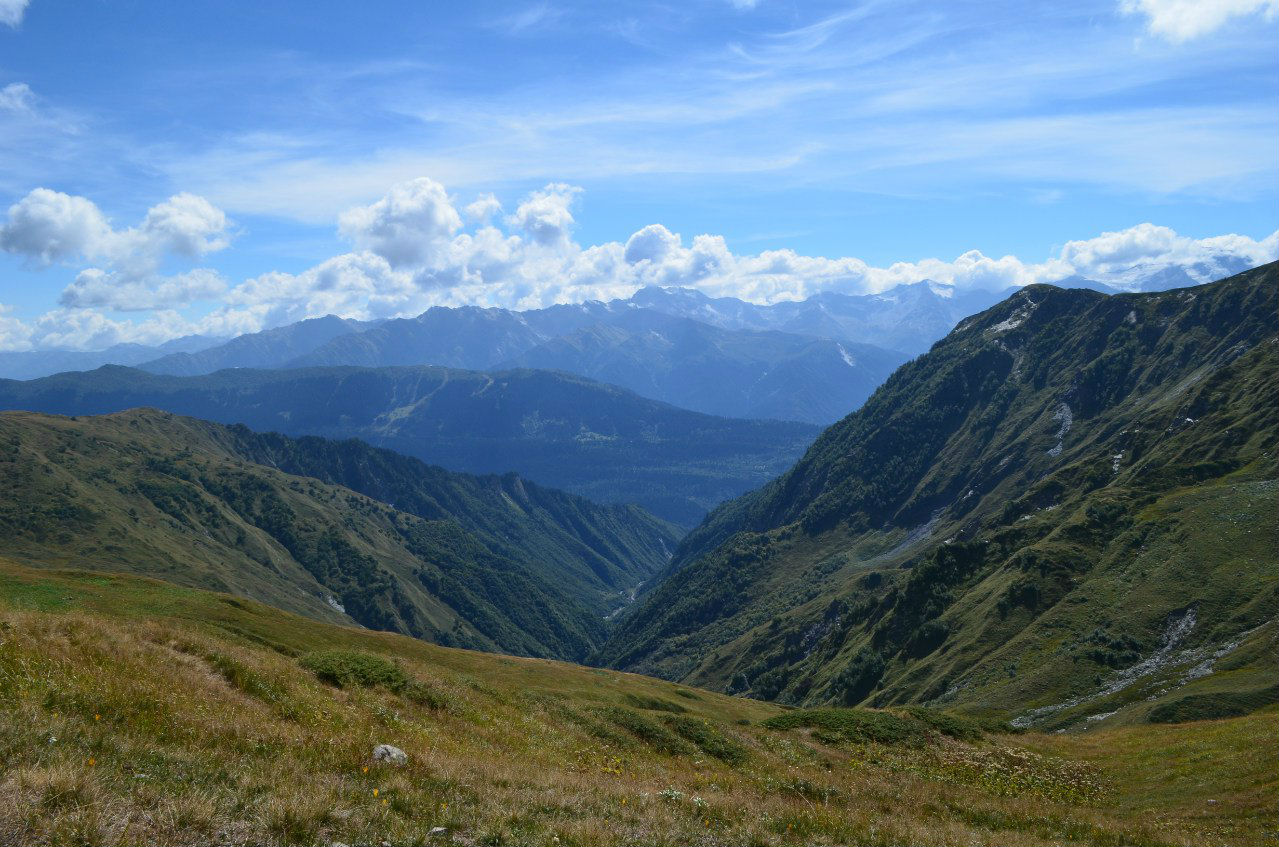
[0,364,820,526]
[597,264,1278,730]
[2,559,1274,846]
[0,409,680,660]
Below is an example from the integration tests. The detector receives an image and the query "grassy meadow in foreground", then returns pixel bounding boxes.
[1,559,1274,847]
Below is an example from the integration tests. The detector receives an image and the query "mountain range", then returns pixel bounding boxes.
[0,364,819,526]
[134,288,929,425]
[497,310,905,424]
[595,263,1278,730]
[625,281,1009,355]
[2,281,992,425]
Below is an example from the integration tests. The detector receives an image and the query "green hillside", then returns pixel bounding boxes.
[597,265,1278,730]
[0,365,819,526]
[0,409,680,660]
[2,559,1274,846]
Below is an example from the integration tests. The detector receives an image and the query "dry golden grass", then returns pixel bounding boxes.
[0,561,1275,846]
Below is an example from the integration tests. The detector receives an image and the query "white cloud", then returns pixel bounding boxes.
[337,176,462,268]
[0,188,232,275]
[0,188,113,264]
[624,224,681,264]
[213,179,1277,324]
[0,187,234,316]
[1057,223,1278,287]
[491,3,563,34]
[1120,0,1279,42]
[139,193,231,258]
[0,304,32,351]
[463,193,502,224]
[59,267,227,312]
[508,183,581,246]
[0,0,29,28]
[0,82,34,112]
[4,176,1276,351]
[21,308,201,352]
[227,251,414,327]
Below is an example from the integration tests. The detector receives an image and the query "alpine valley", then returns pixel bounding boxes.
[5,5,1278,843]
[1,265,1275,846]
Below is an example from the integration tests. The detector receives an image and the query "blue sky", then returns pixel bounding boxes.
[0,0,1276,349]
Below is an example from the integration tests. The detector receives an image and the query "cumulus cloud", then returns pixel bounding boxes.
[0,0,29,28]
[464,193,502,224]
[0,307,202,352]
[1057,223,1278,286]
[43,309,206,351]
[0,188,231,272]
[221,179,1273,326]
[59,267,227,312]
[1120,0,1279,42]
[624,224,681,264]
[338,177,461,268]
[509,183,580,246]
[138,193,231,258]
[227,251,413,328]
[0,188,233,313]
[4,176,1276,351]
[0,304,32,351]
[0,188,114,264]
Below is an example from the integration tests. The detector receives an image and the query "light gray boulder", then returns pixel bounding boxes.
[372,743,408,765]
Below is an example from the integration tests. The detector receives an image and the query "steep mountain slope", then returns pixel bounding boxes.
[500,311,905,424]
[597,264,1278,729]
[0,365,818,525]
[0,409,680,660]
[140,315,376,376]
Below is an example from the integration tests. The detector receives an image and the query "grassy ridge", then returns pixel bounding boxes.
[2,559,1274,846]
[0,409,680,660]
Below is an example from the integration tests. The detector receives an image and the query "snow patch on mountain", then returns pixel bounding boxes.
[1047,403,1073,457]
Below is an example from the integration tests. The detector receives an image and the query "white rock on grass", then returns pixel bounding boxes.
[372,744,408,765]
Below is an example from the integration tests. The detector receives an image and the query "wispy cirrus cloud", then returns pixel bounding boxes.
[490,3,565,35]
[129,1,1274,226]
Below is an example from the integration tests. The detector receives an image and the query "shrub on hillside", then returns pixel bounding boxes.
[300,649,410,692]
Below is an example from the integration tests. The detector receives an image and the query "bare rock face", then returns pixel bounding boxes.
[372,744,408,765]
